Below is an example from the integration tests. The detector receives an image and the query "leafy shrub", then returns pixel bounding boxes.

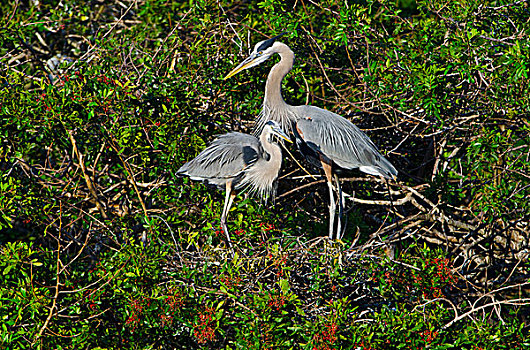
[1,0,528,349]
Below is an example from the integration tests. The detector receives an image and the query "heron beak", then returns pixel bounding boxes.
[279,134,293,143]
[272,126,292,143]
[223,55,256,80]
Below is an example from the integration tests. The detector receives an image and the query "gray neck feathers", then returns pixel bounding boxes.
[255,43,296,135]
[240,131,282,201]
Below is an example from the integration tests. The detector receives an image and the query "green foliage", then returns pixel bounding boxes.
[1,0,529,349]
[373,244,458,300]
[466,124,530,220]
[0,242,46,346]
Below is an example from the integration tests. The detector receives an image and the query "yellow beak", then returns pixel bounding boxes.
[223,55,258,80]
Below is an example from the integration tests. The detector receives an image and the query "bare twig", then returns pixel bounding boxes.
[66,128,108,219]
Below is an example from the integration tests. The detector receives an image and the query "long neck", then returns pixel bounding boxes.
[241,131,282,201]
[257,43,296,134]
[259,132,283,172]
[264,43,294,110]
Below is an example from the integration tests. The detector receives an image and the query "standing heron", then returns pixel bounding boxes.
[224,33,397,239]
[177,120,291,246]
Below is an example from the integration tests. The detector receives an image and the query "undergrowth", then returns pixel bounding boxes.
[1,0,528,348]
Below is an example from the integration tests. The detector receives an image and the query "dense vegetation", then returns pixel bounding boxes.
[1,0,529,348]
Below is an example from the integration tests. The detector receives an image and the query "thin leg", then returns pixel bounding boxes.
[221,181,236,248]
[334,174,344,240]
[327,180,336,239]
[321,159,335,239]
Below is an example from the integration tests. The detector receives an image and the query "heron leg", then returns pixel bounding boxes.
[321,160,335,239]
[334,173,344,240]
[327,180,336,239]
[221,181,236,248]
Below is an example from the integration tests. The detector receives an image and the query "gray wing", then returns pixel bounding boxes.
[293,105,397,178]
[177,132,263,186]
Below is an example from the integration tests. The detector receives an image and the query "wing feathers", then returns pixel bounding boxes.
[177,132,262,181]
[294,106,397,178]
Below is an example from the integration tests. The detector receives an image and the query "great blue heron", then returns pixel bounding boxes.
[224,33,397,240]
[177,120,291,246]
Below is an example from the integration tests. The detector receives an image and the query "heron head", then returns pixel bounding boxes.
[223,33,287,80]
[265,120,292,143]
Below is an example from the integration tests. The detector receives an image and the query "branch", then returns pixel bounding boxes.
[443,298,530,329]
[66,128,108,219]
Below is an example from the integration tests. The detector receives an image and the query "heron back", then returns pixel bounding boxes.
[293,105,397,178]
[177,132,264,187]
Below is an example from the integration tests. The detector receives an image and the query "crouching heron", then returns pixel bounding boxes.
[177,120,291,246]
[224,33,398,240]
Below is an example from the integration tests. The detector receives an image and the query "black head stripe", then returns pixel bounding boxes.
[256,32,287,52]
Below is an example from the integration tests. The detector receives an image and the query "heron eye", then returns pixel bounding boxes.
[258,50,263,55]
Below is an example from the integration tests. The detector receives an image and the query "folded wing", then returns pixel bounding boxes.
[177,133,263,186]
[293,105,397,179]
